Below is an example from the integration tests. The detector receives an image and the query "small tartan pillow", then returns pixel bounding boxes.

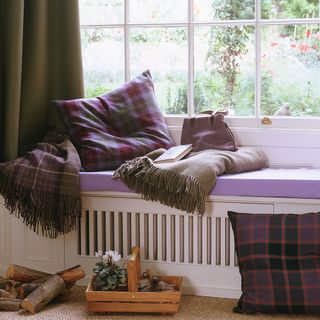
[228,211,320,315]
[54,71,174,171]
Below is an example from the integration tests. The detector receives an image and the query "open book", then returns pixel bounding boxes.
[153,144,193,164]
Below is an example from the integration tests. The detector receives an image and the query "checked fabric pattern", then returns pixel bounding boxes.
[228,211,320,314]
[54,70,174,171]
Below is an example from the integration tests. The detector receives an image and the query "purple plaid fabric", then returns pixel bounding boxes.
[54,71,174,171]
[228,211,320,315]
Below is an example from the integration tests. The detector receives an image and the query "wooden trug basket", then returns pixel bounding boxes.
[86,246,183,313]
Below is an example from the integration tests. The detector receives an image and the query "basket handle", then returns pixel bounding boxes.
[127,246,141,292]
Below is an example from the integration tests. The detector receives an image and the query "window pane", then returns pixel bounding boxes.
[261,24,320,117]
[194,26,255,115]
[79,0,124,25]
[130,28,188,114]
[262,0,319,19]
[129,0,188,23]
[194,0,255,21]
[81,28,124,97]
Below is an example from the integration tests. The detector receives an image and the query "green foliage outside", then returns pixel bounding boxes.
[82,0,320,117]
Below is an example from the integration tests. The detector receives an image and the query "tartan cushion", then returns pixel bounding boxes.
[54,71,174,171]
[228,211,320,315]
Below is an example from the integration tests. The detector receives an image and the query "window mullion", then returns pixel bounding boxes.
[255,0,261,119]
[188,0,194,117]
[124,0,130,82]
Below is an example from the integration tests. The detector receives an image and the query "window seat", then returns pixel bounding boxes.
[79,167,320,199]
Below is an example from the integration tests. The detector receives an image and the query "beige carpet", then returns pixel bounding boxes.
[2,286,319,320]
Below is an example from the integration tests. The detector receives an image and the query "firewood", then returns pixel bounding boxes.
[0,289,16,300]
[0,298,21,311]
[5,280,21,298]
[21,275,65,314]
[0,276,6,290]
[18,283,73,300]
[6,265,50,283]
[56,265,85,284]
[17,283,40,299]
[6,264,85,285]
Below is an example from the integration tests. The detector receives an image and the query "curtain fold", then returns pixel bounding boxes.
[0,0,84,161]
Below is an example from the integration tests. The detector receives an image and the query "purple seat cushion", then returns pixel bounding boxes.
[80,168,320,199]
[229,211,320,314]
[54,71,174,171]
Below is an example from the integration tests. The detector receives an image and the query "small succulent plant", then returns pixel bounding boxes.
[93,250,127,291]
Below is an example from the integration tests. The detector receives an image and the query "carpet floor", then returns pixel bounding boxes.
[2,286,319,320]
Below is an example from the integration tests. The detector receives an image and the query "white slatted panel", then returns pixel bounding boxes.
[216,217,221,265]
[193,216,198,264]
[166,215,171,262]
[105,211,111,251]
[220,217,226,267]
[114,212,120,253]
[211,217,216,265]
[80,210,87,256]
[139,213,144,259]
[122,213,128,257]
[202,216,207,265]
[76,200,270,272]
[225,218,230,266]
[97,211,104,252]
[157,214,162,261]
[229,218,236,267]
[131,212,136,247]
[148,213,153,260]
[175,215,179,263]
[89,211,95,256]
[184,216,189,263]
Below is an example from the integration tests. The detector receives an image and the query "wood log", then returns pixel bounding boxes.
[56,265,85,283]
[17,283,40,299]
[0,298,21,311]
[0,289,16,300]
[5,280,21,298]
[6,265,50,283]
[0,276,6,290]
[6,264,85,285]
[18,283,72,300]
[21,275,65,314]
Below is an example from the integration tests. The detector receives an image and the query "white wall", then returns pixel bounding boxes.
[168,126,320,168]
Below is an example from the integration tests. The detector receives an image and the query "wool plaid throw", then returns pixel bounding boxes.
[0,133,81,238]
[113,147,267,214]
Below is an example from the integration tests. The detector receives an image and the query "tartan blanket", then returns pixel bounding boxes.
[113,147,267,214]
[0,133,81,238]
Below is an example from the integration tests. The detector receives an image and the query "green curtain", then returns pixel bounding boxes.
[0,0,84,161]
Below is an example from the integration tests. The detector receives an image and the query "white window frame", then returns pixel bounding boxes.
[80,0,320,130]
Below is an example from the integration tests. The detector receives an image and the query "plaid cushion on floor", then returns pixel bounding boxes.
[54,70,174,171]
[228,211,320,314]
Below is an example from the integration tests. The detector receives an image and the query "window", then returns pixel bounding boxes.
[79,0,320,127]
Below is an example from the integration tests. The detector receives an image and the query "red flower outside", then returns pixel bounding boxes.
[306,30,311,38]
[299,43,310,52]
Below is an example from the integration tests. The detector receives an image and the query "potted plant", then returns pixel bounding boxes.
[92,250,127,291]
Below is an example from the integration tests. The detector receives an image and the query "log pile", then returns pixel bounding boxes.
[0,264,85,314]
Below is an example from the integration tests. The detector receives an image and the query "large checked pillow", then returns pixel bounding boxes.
[228,211,320,315]
[54,71,174,171]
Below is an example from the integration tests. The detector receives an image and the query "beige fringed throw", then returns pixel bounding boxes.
[0,133,81,238]
[113,147,267,214]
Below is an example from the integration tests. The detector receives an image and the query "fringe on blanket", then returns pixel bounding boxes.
[113,156,206,214]
[0,171,81,238]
